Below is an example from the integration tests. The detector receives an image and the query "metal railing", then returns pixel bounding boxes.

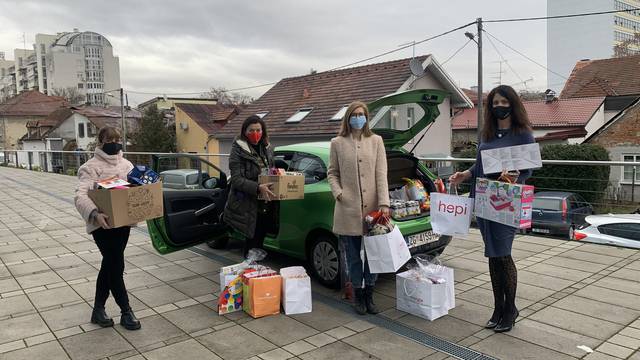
[0,150,638,212]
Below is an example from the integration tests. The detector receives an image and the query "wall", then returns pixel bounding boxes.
[1,116,42,149]
[48,52,83,91]
[17,140,45,168]
[102,45,121,106]
[35,34,57,94]
[547,0,613,93]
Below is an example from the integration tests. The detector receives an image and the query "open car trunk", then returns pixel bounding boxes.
[387,151,436,221]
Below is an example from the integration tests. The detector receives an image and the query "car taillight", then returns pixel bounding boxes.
[574,231,587,240]
[562,200,568,221]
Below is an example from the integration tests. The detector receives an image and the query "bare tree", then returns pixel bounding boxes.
[201,86,253,105]
[613,32,640,58]
[50,87,86,105]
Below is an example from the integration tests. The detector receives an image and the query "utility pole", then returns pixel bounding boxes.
[476,18,483,144]
[120,88,127,152]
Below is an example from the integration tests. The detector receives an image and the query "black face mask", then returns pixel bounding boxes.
[102,143,123,155]
[492,106,512,120]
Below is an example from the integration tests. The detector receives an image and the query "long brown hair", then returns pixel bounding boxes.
[481,85,532,142]
[337,101,374,137]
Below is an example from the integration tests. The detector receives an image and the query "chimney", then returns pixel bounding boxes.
[73,28,79,33]
[544,89,557,103]
[302,88,311,99]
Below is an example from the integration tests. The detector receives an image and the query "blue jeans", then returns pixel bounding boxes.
[340,235,377,288]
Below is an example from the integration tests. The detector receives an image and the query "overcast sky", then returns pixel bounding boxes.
[0,0,552,106]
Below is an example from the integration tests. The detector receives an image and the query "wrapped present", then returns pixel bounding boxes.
[127,165,160,185]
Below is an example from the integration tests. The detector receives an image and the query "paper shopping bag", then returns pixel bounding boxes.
[430,192,474,236]
[218,274,245,315]
[242,271,282,318]
[474,178,534,229]
[280,266,312,315]
[364,226,411,274]
[395,266,455,321]
[220,262,250,292]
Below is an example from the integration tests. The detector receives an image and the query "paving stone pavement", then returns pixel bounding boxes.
[1,166,640,360]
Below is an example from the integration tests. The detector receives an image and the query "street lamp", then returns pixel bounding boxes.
[104,88,127,152]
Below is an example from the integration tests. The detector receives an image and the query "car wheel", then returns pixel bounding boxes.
[568,225,576,240]
[309,234,340,289]
[207,237,229,249]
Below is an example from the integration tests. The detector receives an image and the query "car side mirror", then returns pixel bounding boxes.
[203,178,218,189]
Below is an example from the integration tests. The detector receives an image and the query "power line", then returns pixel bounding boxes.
[483,29,569,81]
[483,30,527,87]
[486,7,640,23]
[442,36,474,65]
[123,20,478,97]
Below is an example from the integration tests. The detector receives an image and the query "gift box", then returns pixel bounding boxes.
[258,172,304,200]
[128,165,160,185]
[474,178,534,229]
[88,181,163,228]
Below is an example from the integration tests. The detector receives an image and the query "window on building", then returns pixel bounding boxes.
[623,155,640,182]
[78,123,85,138]
[330,105,348,121]
[87,123,97,137]
[78,83,83,89]
[407,107,415,128]
[286,108,313,123]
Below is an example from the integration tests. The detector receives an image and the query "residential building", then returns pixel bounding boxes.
[174,103,239,167]
[0,90,67,150]
[138,97,218,112]
[18,105,142,171]
[584,98,640,202]
[561,55,640,100]
[547,0,640,92]
[216,55,473,172]
[452,96,607,149]
[0,30,121,105]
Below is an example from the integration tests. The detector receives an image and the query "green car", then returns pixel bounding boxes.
[148,89,452,287]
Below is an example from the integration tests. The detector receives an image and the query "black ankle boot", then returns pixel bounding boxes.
[364,286,380,314]
[120,308,141,330]
[494,308,519,333]
[91,306,114,327]
[354,288,367,315]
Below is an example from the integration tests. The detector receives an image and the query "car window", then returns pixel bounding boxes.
[273,153,292,171]
[533,198,561,210]
[288,153,327,184]
[598,223,640,241]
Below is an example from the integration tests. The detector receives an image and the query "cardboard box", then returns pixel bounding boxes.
[258,172,304,200]
[474,178,534,229]
[88,182,164,228]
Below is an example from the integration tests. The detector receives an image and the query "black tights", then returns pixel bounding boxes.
[92,227,131,312]
[488,256,518,323]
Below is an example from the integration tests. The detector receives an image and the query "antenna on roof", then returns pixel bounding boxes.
[399,40,424,77]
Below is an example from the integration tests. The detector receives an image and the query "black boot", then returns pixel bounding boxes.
[486,258,504,329]
[91,306,114,328]
[494,308,519,333]
[364,286,380,314]
[494,256,518,333]
[354,288,367,315]
[120,308,141,330]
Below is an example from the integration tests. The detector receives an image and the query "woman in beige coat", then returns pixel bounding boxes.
[328,101,390,315]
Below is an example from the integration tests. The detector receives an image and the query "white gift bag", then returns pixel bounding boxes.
[364,226,411,274]
[280,266,312,315]
[395,266,455,321]
[430,188,474,236]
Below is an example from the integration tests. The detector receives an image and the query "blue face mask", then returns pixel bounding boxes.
[349,115,367,130]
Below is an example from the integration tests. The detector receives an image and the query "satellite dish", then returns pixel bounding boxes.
[409,57,424,77]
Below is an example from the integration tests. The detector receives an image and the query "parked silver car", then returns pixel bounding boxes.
[160,169,213,190]
[573,214,640,249]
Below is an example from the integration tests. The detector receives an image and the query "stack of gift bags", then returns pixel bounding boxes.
[217,249,312,318]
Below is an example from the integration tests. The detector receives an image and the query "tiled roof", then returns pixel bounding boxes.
[217,55,432,139]
[72,105,142,119]
[535,127,587,141]
[0,91,68,117]
[561,55,640,98]
[452,97,605,130]
[460,88,487,105]
[176,103,238,135]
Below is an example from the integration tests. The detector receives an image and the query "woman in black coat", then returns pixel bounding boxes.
[223,115,276,256]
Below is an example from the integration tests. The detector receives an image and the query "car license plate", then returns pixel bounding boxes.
[532,228,550,234]
[406,230,439,248]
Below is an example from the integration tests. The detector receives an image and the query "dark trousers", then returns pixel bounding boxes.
[92,226,131,311]
[340,235,377,289]
[244,212,269,257]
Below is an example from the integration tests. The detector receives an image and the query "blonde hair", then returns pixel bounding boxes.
[97,126,121,145]
[337,101,373,137]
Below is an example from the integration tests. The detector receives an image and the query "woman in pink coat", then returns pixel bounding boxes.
[74,126,141,331]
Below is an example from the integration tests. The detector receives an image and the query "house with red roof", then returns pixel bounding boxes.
[215,55,473,170]
[0,90,67,150]
[452,96,607,151]
[174,102,239,166]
